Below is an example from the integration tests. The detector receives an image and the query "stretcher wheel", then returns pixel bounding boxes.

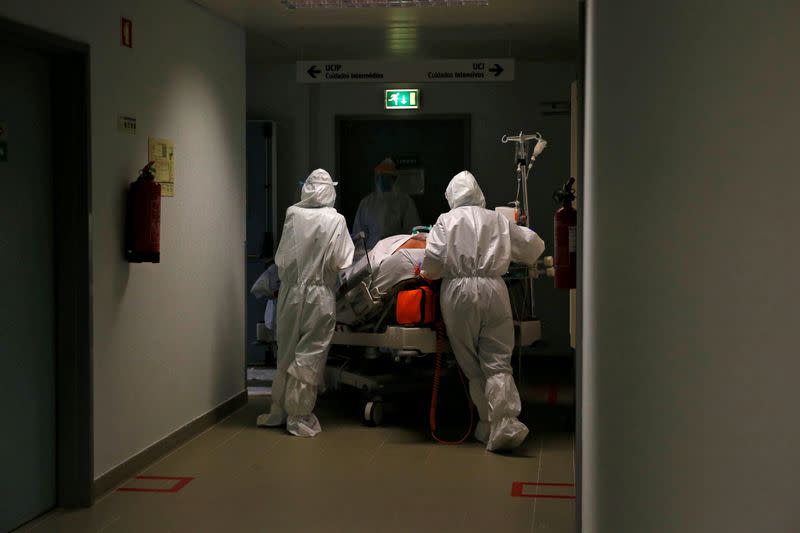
[364,401,384,427]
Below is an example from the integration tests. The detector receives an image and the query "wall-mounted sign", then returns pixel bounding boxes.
[297,59,515,84]
[148,137,175,197]
[117,114,137,134]
[394,155,419,169]
[121,18,133,48]
[385,89,419,110]
[539,101,571,116]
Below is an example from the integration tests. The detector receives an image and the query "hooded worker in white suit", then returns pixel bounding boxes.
[422,171,545,452]
[257,169,355,437]
[353,157,421,250]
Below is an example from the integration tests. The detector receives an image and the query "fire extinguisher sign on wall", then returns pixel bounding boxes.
[553,178,577,289]
[126,161,162,263]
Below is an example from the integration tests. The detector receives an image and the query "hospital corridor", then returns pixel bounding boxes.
[1,1,798,533]
[17,387,574,532]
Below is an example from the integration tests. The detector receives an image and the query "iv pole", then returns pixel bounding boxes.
[501,131,548,319]
[501,131,547,228]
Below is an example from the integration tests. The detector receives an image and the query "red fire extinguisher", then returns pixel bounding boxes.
[125,161,161,263]
[553,178,577,289]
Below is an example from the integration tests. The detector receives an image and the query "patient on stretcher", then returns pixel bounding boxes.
[335,233,427,329]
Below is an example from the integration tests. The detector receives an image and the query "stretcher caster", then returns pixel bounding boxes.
[364,400,384,427]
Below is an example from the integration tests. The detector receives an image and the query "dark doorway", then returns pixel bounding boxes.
[245,120,276,367]
[0,18,92,529]
[336,116,470,228]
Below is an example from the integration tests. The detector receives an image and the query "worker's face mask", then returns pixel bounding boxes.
[376,174,396,193]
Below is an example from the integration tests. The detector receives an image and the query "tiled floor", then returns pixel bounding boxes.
[22,391,575,533]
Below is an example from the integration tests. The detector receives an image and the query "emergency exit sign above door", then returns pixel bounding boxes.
[385,89,419,110]
[297,59,515,84]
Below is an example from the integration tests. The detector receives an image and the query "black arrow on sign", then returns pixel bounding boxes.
[307,65,321,78]
[489,63,504,77]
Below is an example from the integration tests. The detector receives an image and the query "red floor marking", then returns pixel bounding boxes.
[547,384,559,404]
[511,481,576,500]
[117,475,194,493]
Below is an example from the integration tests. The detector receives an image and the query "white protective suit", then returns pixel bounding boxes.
[353,191,421,251]
[256,169,355,437]
[422,171,545,452]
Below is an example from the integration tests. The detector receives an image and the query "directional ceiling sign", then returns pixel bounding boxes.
[297,59,515,84]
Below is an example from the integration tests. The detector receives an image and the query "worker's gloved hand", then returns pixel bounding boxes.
[414,263,431,283]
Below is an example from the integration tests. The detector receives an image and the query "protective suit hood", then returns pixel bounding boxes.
[296,169,337,208]
[445,171,486,209]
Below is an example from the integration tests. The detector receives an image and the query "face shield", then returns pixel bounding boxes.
[375,173,397,193]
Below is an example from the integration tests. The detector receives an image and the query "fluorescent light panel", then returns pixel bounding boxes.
[281,0,489,8]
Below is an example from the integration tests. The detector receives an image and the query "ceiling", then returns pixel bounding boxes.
[192,0,578,63]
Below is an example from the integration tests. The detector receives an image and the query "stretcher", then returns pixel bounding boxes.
[326,234,549,425]
[327,322,543,425]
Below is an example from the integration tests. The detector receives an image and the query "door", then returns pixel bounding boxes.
[0,42,57,531]
[337,117,470,229]
[245,121,275,366]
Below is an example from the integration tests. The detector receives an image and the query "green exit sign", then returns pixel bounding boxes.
[385,89,420,110]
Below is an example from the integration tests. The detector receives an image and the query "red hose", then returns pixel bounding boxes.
[430,321,474,445]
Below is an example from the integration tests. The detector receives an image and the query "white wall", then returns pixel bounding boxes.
[0,0,246,478]
[248,61,576,349]
[583,1,800,531]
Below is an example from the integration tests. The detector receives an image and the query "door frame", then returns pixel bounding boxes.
[334,113,472,195]
[575,1,587,530]
[246,119,278,244]
[245,119,277,369]
[0,17,93,508]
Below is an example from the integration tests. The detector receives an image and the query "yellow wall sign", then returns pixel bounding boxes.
[148,137,175,197]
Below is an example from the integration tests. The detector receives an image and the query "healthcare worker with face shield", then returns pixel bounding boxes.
[422,171,545,452]
[256,169,355,437]
[353,158,421,250]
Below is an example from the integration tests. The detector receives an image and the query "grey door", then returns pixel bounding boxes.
[0,43,56,531]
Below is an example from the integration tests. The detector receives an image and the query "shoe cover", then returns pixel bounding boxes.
[474,421,490,444]
[486,417,529,452]
[287,414,322,437]
[256,412,285,428]
[285,375,318,417]
[485,373,522,421]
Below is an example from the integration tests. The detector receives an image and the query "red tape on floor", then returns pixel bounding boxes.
[511,481,576,500]
[117,475,194,493]
[547,384,559,404]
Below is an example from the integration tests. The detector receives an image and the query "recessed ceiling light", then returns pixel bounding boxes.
[281,0,489,9]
